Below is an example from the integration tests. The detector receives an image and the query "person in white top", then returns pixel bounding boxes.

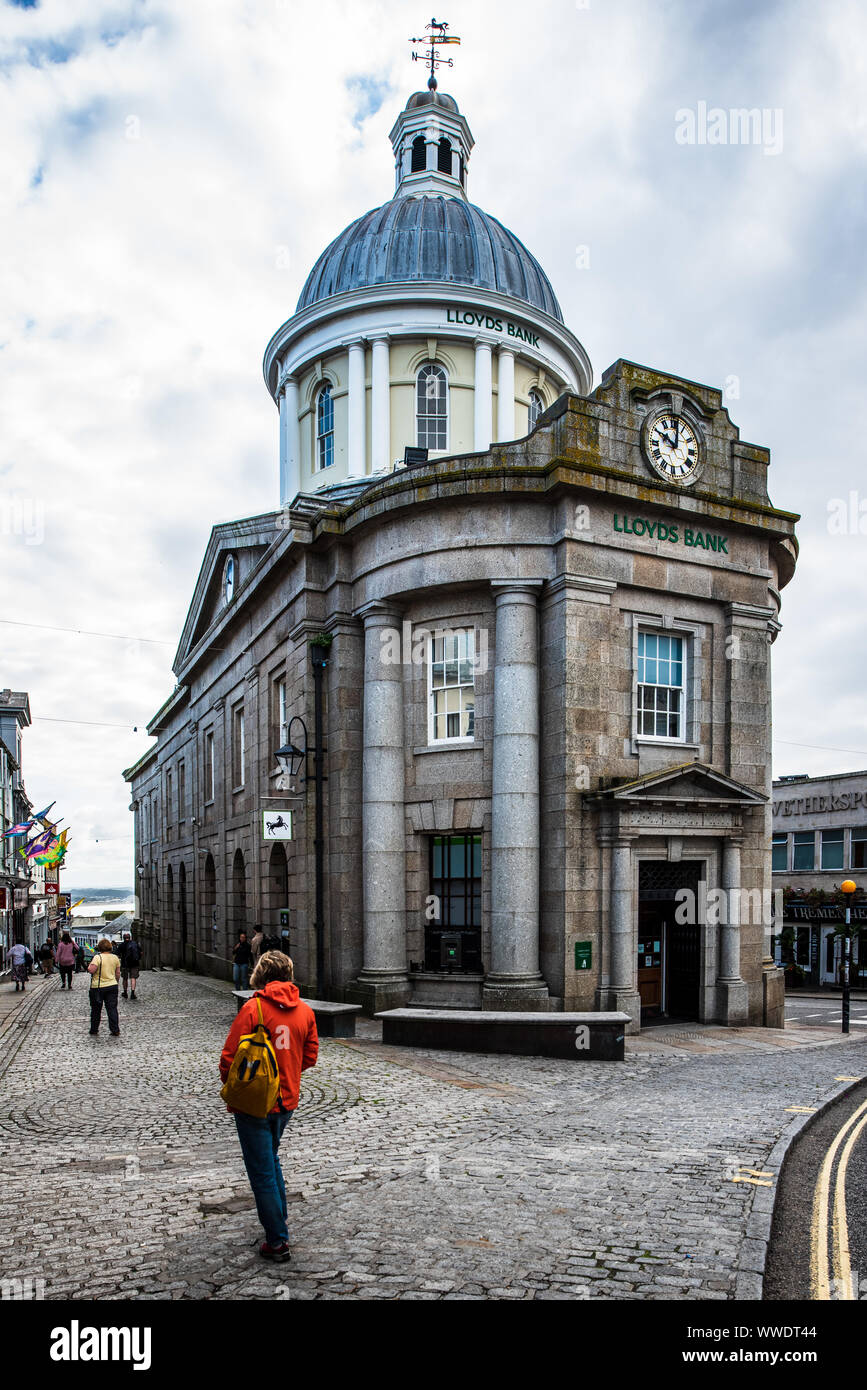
[6,941,31,992]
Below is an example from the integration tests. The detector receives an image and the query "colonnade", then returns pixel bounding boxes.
[278,339,523,507]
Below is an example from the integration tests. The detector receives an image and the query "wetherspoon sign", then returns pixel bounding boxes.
[613,513,729,554]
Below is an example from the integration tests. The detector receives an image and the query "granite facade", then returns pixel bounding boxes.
[124,361,798,1031]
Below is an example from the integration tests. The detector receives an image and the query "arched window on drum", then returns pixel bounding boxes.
[528,388,545,432]
[416,363,448,452]
[316,382,334,470]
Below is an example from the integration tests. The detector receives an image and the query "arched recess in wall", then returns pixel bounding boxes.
[302,360,345,408]
[265,842,289,932]
[406,345,458,379]
[201,853,216,951]
[231,848,247,944]
[178,860,188,951]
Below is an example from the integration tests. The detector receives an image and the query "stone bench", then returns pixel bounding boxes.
[232,991,362,1038]
[374,1009,630,1060]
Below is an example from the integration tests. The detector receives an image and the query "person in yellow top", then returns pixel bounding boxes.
[87,938,122,1038]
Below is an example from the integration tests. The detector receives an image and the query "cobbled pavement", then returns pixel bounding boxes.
[1,970,865,1301]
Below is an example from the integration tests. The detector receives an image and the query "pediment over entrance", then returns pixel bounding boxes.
[590,762,767,807]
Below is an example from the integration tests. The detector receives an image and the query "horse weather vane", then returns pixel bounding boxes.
[409,17,461,91]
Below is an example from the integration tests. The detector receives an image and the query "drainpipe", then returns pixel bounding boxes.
[310,635,331,998]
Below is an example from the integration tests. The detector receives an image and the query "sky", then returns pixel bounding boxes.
[1,0,866,886]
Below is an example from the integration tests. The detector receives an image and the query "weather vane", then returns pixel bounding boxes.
[409,17,461,91]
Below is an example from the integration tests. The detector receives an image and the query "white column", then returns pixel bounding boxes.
[496,348,515,442]
[484,579,548,1009]
[347,341,366,478]
[370,336,390,473]
[474,339,493,452]
[279,376,300,507]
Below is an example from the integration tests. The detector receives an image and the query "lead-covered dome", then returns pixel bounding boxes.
[296,195,564,322]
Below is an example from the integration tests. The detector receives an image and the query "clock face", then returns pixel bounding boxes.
[644,412,701,484]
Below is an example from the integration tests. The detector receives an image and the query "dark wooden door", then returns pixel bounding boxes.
[667,920,700,1019]
[637,904,663,1013]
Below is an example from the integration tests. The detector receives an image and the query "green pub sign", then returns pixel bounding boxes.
[574,940,592,971]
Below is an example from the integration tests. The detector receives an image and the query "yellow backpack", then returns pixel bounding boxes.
[220,996,281,1118]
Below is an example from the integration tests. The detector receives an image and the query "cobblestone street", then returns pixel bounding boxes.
[1,970,866,1302]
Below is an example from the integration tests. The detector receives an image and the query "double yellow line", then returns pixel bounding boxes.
[810,1094,867,1299]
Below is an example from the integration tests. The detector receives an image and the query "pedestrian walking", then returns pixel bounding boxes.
[250,926,264,966]
[74,943,85,973]
[232,931,252,991]
[7,941,30,992]
[87,938,122,1038]
[55,932,76,990]
[219,951,318,1262]
[119,932,142,999]
[39,940,55,977]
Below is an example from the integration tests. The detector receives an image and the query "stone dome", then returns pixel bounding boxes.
[296,195,564,322]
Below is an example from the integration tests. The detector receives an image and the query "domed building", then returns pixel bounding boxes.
[125,78,798,1034]
[264,87,591,500]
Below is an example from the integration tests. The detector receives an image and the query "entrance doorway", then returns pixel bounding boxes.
[820,927,840,986]
[638,861,703,1022]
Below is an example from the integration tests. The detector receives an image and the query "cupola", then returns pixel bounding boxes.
[388,85,474,200]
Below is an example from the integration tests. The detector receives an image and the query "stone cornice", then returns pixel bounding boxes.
[302,447,799,550]
[544,574,618,603]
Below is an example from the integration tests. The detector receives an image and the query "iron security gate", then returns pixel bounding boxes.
[639,861,703,1021]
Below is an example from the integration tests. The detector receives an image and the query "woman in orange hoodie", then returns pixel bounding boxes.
[219,951,318,1262]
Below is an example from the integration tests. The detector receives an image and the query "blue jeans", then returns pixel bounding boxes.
[233,963,249,990]
[233,1110,293,1246]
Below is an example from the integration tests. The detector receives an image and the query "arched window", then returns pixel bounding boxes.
[438,137,452,174]
[223,554,235,605]
[528,389,545,432]
[411,135,426,172]
[416,363,448,451]
[316,382,334,470]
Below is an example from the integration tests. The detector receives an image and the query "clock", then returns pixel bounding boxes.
[642,409,702,485]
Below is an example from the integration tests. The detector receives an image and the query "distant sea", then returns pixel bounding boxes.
[67,888,135,918]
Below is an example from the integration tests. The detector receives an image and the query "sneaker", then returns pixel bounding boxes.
[258,1241,291,1263]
